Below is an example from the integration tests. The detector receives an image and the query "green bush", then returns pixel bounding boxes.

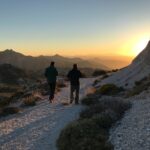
[127,81,150,97]
[81,97,99,106]
[80,103,107,119]
[91,111,116,129]
[134,77,148,86]
[100,99,131,118]
[126,86,145,97]
[97,84,124,95]
[57,119,113,150]
[92,70,107,77]
[80,99,131,119]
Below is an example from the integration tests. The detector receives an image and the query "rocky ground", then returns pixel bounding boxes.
[110,91,150,150]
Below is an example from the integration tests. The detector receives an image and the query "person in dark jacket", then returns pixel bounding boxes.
[67,64,82,104]
[45,62,58,103]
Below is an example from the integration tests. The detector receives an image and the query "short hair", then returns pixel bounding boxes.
[50,61,55,66]
[73,64,77,69]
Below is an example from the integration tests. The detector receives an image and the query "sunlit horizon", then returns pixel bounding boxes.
[0,0,150,60]
[0,37,149,59]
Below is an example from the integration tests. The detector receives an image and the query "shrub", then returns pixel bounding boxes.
[127,78,150,97]
[135,81,142,86]
[57,119,113,150]
[111,69,119,72]
[81,97,99,106]
[23,96,36,106]
[91,109,118,130]
[98,99,131,118]
[38,82,49,95]
[2,107,20,116]
[80,103,107,119]
[80,99,131,119]
[86,92,99,98]
[134,77,148,86]
[92,70,107,77]
[97,84,124,95]
[126,84,149,97]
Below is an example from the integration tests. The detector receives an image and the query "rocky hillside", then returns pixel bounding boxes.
[0,49,108,71]
[99,41,150,88]
[0,64,27,85]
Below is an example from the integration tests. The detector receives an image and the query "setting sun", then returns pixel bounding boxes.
[132,37,150,56]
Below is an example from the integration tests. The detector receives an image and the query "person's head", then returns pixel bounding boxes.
[50,61,55,67]
[73,64,78,70]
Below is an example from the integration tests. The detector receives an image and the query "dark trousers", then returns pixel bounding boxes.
[48,82,56,100]
[70,85,79,104]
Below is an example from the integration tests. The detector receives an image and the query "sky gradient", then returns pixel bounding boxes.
[0,0,150,57]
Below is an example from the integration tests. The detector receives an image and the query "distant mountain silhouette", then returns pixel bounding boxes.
[0,49,109,71]
[0,64,27,84]
[100,40,150,88]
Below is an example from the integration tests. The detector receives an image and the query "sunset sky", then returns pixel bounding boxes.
[0,0,150,57]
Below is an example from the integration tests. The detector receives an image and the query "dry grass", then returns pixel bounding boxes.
[23,96,36,106]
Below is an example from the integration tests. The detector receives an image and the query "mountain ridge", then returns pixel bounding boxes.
[0,49,109,71]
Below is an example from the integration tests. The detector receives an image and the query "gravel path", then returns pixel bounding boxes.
[110,98,150,150]
[0,78,95,150]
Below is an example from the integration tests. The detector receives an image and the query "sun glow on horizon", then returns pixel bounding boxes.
[120,36,150,57]
[132,37,150,56]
